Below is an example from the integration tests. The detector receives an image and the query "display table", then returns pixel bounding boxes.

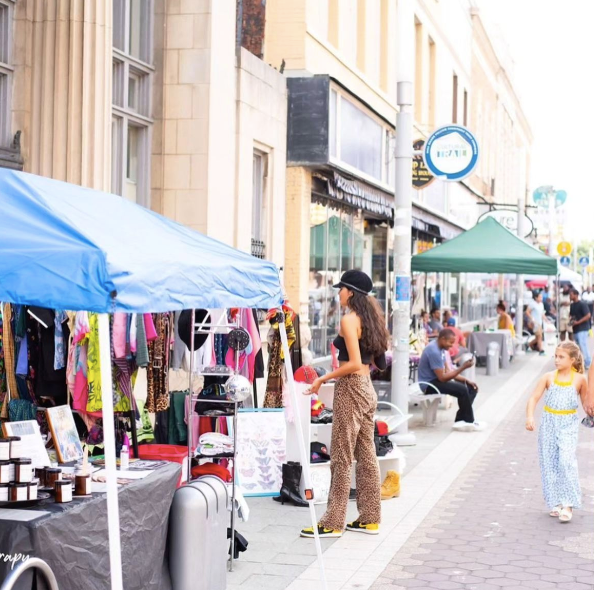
[467,329,514,369]
[0,462,181,590]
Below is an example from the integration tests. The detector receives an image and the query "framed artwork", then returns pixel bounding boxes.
[231,409,286,497]
[2,420,50,468]
[46,405,84,464]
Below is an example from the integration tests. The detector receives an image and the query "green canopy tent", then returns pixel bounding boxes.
[412,217,557,275]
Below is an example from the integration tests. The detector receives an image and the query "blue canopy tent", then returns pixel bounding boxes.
[0,170,330,590]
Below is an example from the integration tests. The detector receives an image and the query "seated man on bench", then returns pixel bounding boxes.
[418,328,486,432]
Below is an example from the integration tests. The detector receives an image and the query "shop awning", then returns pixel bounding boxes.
[411,217,557,275]
[0,169,282,312]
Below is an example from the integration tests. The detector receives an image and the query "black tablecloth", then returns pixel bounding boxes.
[0,462,181,590]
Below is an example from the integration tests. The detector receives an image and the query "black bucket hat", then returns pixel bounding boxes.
[333,270,373,295]
[178,309,210,351]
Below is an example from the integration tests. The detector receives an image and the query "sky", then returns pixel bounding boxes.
[479,0,594,241]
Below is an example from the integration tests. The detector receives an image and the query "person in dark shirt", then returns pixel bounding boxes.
[570,289,591,369]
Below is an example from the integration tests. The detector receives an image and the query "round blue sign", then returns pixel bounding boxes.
[580,256,589,267]
[423,125,479,181]
[560,256,571,267]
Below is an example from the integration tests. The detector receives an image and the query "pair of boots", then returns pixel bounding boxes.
[273,461,308,507]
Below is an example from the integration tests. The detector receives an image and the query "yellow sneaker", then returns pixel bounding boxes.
[346,521,380,535]
[300,524,342,538]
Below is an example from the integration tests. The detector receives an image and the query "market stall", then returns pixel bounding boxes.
[0,169,322,590]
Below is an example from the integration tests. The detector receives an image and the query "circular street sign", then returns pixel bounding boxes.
[555,190,567,207]
[533,186,552,206]
[423,125,479,181]
[560,256,571,267]
[579,256,590,268]
[557,241,572,256]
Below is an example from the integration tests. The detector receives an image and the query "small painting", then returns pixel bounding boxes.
[46,405,84,464]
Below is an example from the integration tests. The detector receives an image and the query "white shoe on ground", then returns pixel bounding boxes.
[453,421,486,432]
[471,421,487,431]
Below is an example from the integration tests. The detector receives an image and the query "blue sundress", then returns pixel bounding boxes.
[538,371,581,509]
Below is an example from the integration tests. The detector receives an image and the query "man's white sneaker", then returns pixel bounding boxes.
[471,421,487,431]
[452,421,467,431]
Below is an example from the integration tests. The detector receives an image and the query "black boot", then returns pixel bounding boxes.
[272,462,309,507]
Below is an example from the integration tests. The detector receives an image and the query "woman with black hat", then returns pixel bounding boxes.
[301,270,389,538]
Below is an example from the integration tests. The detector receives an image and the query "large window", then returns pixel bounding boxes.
[112,0,153,205]
[0,0,14,148]
[328,87,394,188]
[251,150,268,259]
[309,199,364,358]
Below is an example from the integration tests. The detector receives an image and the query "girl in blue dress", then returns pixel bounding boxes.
[526,341,588,523]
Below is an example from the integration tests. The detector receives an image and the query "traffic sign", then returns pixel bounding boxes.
[557,241,572,256]
[423,125,479,181]
[533,186,551,206]
[560,256,571,267]
[555,190,567,207]
[580,256,590,268]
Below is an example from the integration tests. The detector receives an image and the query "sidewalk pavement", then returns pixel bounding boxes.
[228,348,592,590]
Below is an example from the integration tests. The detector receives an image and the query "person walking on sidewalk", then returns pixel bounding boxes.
[418,329,485,432]
[529,291,547,355]
[300,270,389,539]
[526,342,589,523]
[569,288,592,369]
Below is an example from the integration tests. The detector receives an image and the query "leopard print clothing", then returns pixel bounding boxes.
[319,373,381,531]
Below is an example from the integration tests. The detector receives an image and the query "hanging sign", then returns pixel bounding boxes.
[477,208,534,238]
[579,256,589,268]
[423,125,479,181]
[412,139,435,190]
[557,241,572,256]
[560,256,571,267]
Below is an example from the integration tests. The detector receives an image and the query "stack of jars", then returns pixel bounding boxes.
[0,436,37,502]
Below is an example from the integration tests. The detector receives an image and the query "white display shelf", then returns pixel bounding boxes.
[287,382,406,505]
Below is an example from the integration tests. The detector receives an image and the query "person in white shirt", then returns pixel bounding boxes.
[528,291,546,355]
[582,286,594,317]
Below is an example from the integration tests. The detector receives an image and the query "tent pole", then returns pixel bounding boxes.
[278,316,327,590]
[98,313,124,590]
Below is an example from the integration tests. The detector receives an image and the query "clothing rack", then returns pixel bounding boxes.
[186,310,242,572]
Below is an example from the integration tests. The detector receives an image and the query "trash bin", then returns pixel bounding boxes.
[458,352,476,382]
[169,479,228,590]
[486,341,500,376]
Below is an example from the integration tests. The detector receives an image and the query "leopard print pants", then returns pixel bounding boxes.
[319,373,381,531]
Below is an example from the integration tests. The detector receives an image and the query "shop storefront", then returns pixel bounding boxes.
[285,75,395,360]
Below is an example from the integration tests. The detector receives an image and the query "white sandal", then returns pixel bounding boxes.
[549,505,562,517]
[559,507,573,522]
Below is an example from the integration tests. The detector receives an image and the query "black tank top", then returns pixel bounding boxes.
[333,335,387,370]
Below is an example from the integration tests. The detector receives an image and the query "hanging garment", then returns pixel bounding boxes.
[2,304,19,417]
[85,313,103,413]
[144,313,158,341]
[72,312,91,413]
[54,311,68,370]
[0,311,7,411]
[8,399,37,422]
[135,399,155,444]
[135,314,149,368]
[168,391,188,445]
[112,313,128,359]
[146,313,171,413]
[263,311,296,408]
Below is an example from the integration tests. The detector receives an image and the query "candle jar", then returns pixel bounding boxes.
[0,483,9,502]
[8,461,15,482]
[14,458,33,483]
[75,472,91,496]
[28,480,38,500]
[9,483,28,502]
[35,468,46,487]
[0,439,9,461]
[54,480,72,503]
[7,437,22,460]
[44,467,62,490]
[0,461,11,484]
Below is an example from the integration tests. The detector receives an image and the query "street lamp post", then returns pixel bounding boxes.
[390,0,416,446]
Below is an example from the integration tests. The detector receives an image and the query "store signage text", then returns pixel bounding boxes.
[423,125,479,181]
[412,139,435,190]
[477,209,534,238]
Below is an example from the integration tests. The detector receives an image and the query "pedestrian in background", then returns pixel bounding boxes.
[526,342,589,523]
[528,291,546,355]
[559,284,573,341]
[496,301,515,337]
[569,288,591,369]
[301,270,389,538]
